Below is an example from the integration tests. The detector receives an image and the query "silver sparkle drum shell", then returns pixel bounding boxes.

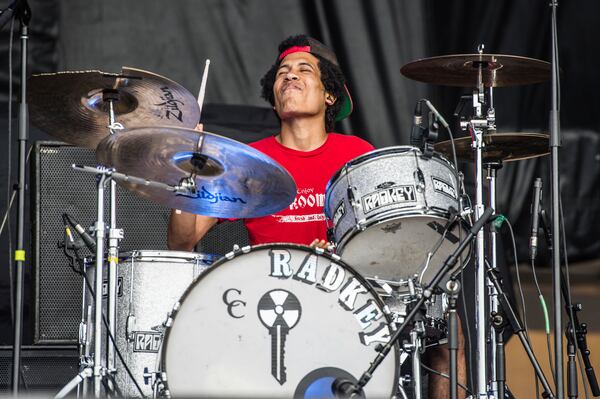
[82,250,216,397]
[325,146,468,285]
[161,244,399,398]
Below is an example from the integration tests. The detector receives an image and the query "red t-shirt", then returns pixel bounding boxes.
[244,133,374,245]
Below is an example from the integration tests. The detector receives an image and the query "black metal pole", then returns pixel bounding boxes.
[496,325,506,399]
[549,1,563,397]
[447,280,460,399]
[11,6,29,393]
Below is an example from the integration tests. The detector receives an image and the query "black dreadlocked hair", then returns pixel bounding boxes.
[260,35,346,132]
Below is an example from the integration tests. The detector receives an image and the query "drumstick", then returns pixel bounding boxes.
[197,59,211,123]
[178,59,210,216]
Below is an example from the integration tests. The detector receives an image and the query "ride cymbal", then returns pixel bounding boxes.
[96,126,297,218]
[28,67,200,148]
[435,132,550,163]
[401,54,551,87]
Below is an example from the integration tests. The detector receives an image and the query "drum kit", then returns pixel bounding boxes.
[26,47,554,399]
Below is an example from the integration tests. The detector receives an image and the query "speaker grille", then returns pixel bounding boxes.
[0,346,78,392]
[32,141,249,343]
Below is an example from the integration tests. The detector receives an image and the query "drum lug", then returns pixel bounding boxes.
[164,307,177,328]
[414,168,426,193]
[154,372,170,398]
[355,218,367,231]
[126,314,136,341]
[225,244,250,260]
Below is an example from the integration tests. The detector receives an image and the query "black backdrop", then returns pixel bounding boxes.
[1,0,599,345]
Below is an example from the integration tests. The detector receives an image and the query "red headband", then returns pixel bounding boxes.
[278,45,311,61]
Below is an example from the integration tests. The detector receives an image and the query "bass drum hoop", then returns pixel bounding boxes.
[160,243,400,398]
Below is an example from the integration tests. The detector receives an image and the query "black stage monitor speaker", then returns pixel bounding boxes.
[0,345,78,393]
[32,141,249,344]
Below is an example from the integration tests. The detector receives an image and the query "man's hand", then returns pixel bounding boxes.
[309,238,334,252]
[195,123,204,131]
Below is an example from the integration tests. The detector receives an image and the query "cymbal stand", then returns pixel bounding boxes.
[92,170,109,397]
[104,90,125,378]
[486,159,502,399]
[458,43,496,398]
[55,167,117,399]
[55,95,124,399]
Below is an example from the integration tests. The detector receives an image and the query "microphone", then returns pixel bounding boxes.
[410,100,425,148]
[64,214,97,252]
[423,99,450,130]
[529,178,542,261]
[0,1,17,30]
[331,378,365,398]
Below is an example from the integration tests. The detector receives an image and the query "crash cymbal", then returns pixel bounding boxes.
[28,67,200,149]
[435,132,550,163]
[96,126,296,218]
[401,54,551,87]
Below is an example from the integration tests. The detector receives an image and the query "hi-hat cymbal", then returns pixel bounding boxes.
[435,132,550,163]
[401,54,551,87]
[28,67,200,149]
[96,126,296,218]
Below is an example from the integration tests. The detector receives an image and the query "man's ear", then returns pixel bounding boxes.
[325,93,337,106]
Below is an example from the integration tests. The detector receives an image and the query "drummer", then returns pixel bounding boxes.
[168,34,466,398]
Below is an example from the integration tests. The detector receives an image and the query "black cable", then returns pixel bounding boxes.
[444,125,459,177]
[67,246,147,398]
[420,363,473,396]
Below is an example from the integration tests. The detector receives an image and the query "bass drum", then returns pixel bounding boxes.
[161,244,399,398]
[325,146,468,285]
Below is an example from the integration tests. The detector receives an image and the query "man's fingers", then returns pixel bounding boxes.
[309,239,333,251]
[195,123,204,131]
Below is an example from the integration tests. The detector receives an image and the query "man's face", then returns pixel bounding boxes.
[273,52,333,121]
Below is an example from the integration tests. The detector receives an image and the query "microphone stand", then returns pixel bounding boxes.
[335,207,495,398]
[484,259,555,398]
[9,0,31,394]
[540,210,600,397]
[548,1,564,396]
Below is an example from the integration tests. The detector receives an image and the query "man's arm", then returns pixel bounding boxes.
[428,317,467,399]
[167,210,218,251]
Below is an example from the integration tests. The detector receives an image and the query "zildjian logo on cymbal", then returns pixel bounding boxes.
[155,86,184,122]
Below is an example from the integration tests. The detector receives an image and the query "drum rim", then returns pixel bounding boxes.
[324,145,457,218]
[160,243,401,396]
